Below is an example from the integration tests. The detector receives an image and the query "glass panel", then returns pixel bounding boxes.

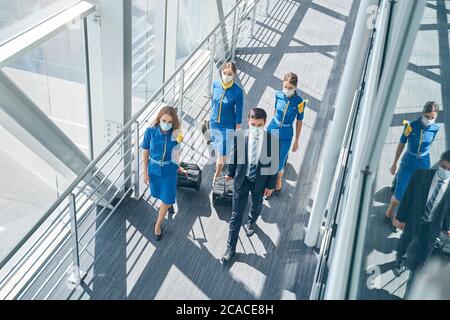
[132,0,166,113]
[0,0,80,45]
[175,0,237,67]
[0,20,88,262]
[354,0,450,300]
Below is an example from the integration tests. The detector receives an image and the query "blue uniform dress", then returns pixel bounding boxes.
[394,118,440,201]
[210,79,244,156]
[141,125,180,205]
[267,90,306,172]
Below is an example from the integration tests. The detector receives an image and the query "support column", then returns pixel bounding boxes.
[163,0,180,81]
[304,0,379,248]
[88,0,133,191]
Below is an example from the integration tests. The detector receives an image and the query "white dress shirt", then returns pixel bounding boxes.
[426,170,450,215]
[246,130,264,177]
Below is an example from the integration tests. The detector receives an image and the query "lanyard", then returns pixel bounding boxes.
[217,89,227,123]
[280,100,291,126]
[161,134,168,164]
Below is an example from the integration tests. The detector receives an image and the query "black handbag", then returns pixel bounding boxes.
[177,162,202,191]
[212,176,234,206]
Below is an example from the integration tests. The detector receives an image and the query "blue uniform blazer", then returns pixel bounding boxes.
[210,79,244,129]
[400,117,439,158]
[141,125,180,176]
[268,90,306,139]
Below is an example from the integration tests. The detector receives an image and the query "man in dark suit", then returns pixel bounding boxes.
[221,108,279,263]
[393,150,450,282]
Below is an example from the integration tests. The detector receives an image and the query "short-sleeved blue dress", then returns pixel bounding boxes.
[267,90,306,172]
[394,117,439,201]
[210,79,244,156]
[141,125,180,205]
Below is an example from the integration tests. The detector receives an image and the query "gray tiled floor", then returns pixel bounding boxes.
[20,0,359,300]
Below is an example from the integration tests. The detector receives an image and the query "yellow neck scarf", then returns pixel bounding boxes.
[221,81,234,90]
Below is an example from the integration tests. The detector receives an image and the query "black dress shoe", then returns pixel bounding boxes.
[393,259,406,277]
[245,222,256,237]
[154,222,162,241]
[221,248,235,263]
[168,206,175,215]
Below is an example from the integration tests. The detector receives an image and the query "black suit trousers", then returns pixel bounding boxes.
[227,177,264,251]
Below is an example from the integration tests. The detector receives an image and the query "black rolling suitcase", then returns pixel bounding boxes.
[177,162,202,191]
[212,177,234,206]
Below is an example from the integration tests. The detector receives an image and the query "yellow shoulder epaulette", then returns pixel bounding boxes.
[176,131,184,144]
[298,99,308,113]
[402,120,412,137]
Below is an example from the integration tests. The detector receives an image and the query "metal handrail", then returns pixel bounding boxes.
[0,0,261,299]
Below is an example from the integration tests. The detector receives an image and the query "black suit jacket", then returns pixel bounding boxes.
[227,130,278,193]
[397,169,450,238]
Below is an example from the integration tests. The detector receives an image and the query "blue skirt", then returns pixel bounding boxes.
[210,126,234,156]
[278,137,292,172]
[267,120,293,172]
[394,152,431,201]
[149,172,177,205]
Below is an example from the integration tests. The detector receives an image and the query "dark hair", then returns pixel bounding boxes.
[284,72,298,86]
[440,150,450,162]
[423,101,439,113]
[222,61,237,74]
[152,105,181,130]
[248,108,267,122]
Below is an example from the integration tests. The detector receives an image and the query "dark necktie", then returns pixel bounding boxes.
[248,136,258,181]
[423,179,444,222]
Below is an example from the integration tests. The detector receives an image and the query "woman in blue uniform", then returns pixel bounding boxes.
[142,106,184,241]
[267,72,307,196]
[210,62,244,182]
[385,101,440,222]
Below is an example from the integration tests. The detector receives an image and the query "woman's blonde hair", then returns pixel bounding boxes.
[222,61,237,74]
[152,106,181,130]
[284,72,298,86]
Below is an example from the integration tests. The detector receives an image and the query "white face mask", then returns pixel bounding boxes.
[249,125,264,137]
[422,116,436,127]
[437,166,450,180]
[283,88,295,97]
[160,122,172,131]
[222,74,233,84]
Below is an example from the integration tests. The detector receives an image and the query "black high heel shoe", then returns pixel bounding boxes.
[154,222,162,241]
[168,205,175,215]
[274,188,282,196]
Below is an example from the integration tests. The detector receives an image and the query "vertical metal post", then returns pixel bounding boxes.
[265,0,270,16]
[178,68,185,120]
[231,6,241,62]
[67,193,85,287]
[134,121,140,199]
[207,33,217,97]
[82,17,94,161]
[250,0,257,39]
[230,4,238,59]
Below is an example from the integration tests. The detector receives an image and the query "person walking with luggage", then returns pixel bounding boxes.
[210,61,244,183]
[385,101,440,225]
[221,108,278,263]
[266,72,306,197]
[392,150,450,296]
[142,106,185,241]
